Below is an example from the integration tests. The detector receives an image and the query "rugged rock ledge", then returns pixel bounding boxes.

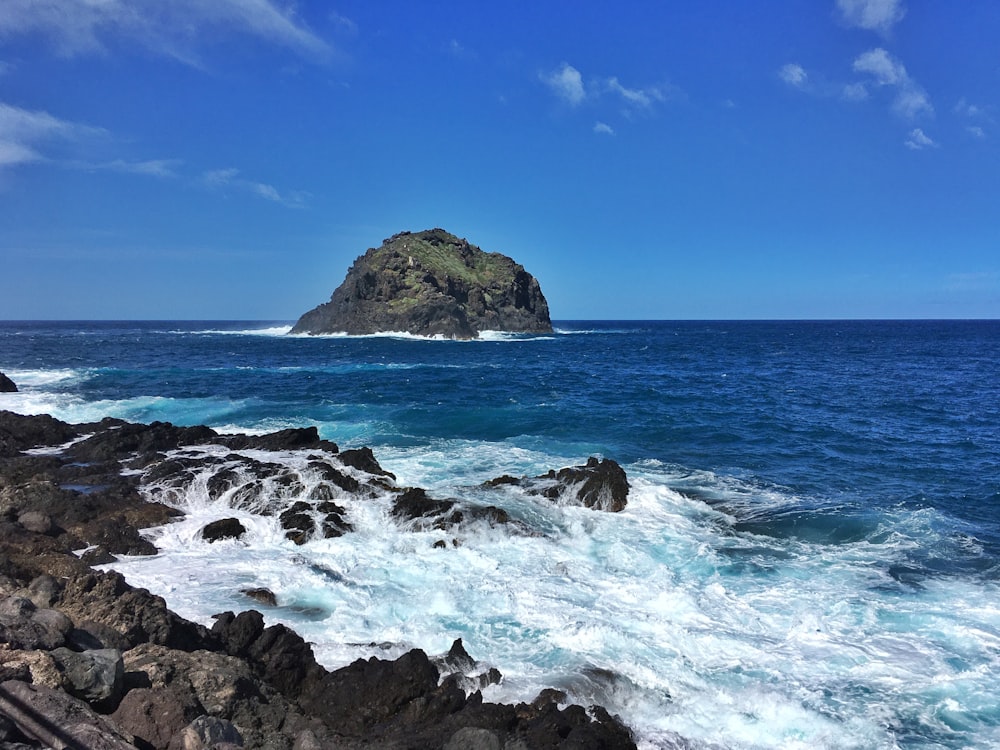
[290,229,553,339]
[0,411,636,749]
[0,374,16,394]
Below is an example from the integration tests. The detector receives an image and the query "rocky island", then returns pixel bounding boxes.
[290,229,553,339]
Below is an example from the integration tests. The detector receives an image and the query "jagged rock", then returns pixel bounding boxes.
[392,487,457,523]
[50,647,125,712]
[201,518,247,543]
[489,457,631,512]
[0,680,136,750]
[290,228,553,339]
[338,446,395,478]
[0,373,16,394]
[0,596,73,650]
[56,571,214,651]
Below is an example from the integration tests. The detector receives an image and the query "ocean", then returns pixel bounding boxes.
[1,319,998,749]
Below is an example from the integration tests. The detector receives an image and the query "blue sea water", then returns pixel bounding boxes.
[1,319,999,749]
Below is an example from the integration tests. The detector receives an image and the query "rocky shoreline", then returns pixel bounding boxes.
[0,409,637,749]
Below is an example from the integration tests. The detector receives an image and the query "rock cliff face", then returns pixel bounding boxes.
[290,229,553,339]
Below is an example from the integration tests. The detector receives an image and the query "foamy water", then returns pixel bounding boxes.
[5,319,1000,748]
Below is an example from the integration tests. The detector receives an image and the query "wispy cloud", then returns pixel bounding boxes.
[852,48,931,118]
[593,122,615,136]
[0,101,106,168]
[779,63,808,89]
[540,62,675,126]
[603,77,666,109]
[202,167,307,208]
[541,63,586,106]
[0,0,331,64]
[966,125,986,139]
[836,0,906,34]
[904,128,936,150]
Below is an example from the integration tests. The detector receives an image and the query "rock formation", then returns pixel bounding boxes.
[290,228,553,339]
[0,373,16,394]
[0,410,637,749]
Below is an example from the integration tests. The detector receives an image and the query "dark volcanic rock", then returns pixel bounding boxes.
[0,680,136,749]
[489,456,631,512]
[0,372,17,393]
[290,228,553,339]
[0,411,639,749]
[201,517,247,543]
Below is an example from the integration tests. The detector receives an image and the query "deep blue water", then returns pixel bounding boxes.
[2,319,999,749]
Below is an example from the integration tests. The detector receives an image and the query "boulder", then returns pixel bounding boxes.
[0,373,17,394]
[172,715,244,749]
[290,228,553,339]
[201,518,247,543]
[50,647,125,712]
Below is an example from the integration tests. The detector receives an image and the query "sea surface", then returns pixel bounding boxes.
[1,319,998,749]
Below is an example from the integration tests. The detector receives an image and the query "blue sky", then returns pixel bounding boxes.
[0,0,997,320]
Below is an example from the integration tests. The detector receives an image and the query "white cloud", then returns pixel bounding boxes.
[201,166,306,208]
[541,63,586,106]
[593,122,614,136]
[0,0,330,64]
[954,98,982,118]
[836,0,906,33]
[103,158,180,178]
[841,82,869,101]
[0,101,106,168]
[966,125,986,139]
[852,48,932,118]
[604,77,664,108]
[779,63,808,89]
[904,128,936,150]
[852,48,905,85]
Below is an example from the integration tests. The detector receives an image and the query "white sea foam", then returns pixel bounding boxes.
[186,325,293,336]
[104,442,1000,749]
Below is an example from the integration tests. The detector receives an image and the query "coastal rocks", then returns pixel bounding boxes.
[489,457,631,512]
[0,596,73,650]
[201,518,246,543]
[0,680,136,749]
[290,228,553,339]
[0,373,16,393]
[0,411,639,749]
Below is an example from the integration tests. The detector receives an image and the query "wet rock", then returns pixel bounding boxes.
[85,517,157,556]
[218,426,337,454]
[338,446,396,479]
[392,487,457,523]
[0,411,79,456]
[240,587,277,606]
[0,373,17,394]
[50,646,125,712]
[0,679,136,750]
[279,502,316,545]
[490,457,631,512]
[201,518,247,543]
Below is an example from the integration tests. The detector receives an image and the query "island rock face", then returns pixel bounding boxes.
[290,229,553,339]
